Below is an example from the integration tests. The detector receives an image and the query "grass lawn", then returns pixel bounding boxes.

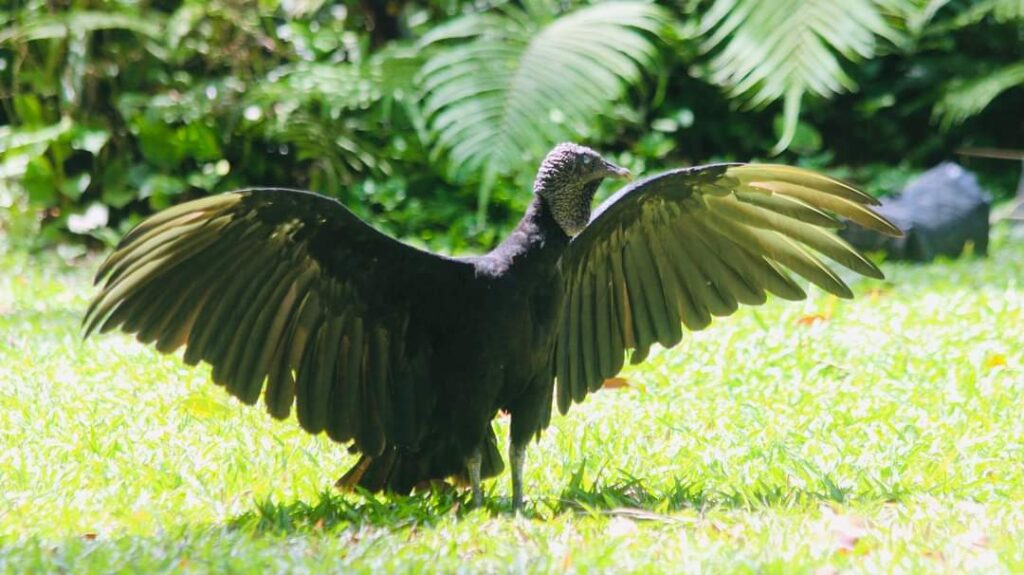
[1,230,1022,573]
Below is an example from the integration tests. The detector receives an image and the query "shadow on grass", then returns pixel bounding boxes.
[228,465,908,534]
[0,308,83,329]
[548,467,893,517]
[227,487,481,534]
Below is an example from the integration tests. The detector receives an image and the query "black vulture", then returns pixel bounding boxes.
[84,143,899,510]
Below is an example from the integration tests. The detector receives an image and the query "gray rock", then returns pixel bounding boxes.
[840,162,991,261]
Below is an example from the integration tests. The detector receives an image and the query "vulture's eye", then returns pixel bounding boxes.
[581,156,592,166]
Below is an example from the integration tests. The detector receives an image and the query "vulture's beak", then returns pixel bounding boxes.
[603,161,633,181]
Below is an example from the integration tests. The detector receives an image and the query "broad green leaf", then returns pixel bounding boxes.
[71,127,110,156]
[140,174,187,211]
[135,121,186,170]
[0,118,73,152]
[182,123,222,163]
[59,173,90,201]
[23,155,56,205]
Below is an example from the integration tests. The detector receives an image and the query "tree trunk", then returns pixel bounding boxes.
[1017,160,1024,199]
[361,0,405,49]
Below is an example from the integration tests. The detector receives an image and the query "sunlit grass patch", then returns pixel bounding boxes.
[1,231,1022,573]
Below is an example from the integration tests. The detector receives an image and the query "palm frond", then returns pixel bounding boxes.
[253,62,381,112]
[701,0,908,152]
[988,0,1024,21]
[253,47,423,111]
[246,48,422,187]
[879,0,954,36]
[417,2,666,182]
[0,10,162,44]
[952,0,1024,26]
[933,62,1024,129]
[266,111,388,192]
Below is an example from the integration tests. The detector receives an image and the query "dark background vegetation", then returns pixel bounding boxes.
[1,0,1021,253]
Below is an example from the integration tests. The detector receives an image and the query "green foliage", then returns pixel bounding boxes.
[417,2,665,179]
[934,61,1024,129]
[2,231,1023,570]
[0,9,163,44]
[951,0,1024,25]
[699,0,907,152]
[0,0,1021,251]
[417,1,670,224]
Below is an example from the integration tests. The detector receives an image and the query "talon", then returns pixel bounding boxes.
[335,455,373,491]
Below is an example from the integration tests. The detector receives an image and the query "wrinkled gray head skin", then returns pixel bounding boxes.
[533,143,632,236]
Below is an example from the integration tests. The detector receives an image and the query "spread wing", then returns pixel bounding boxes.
[555,164,900,413]
[84,189,476,456]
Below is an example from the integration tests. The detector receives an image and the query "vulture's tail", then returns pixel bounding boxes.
[336,426,505,495]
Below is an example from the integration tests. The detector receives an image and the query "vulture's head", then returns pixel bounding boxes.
[534,143,632,236]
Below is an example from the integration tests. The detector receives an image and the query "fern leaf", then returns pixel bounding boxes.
[934,62,1024,129]
[418,2,666,181]
[701,0,909,152]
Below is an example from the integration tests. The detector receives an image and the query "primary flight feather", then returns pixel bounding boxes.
[85,143,899,510]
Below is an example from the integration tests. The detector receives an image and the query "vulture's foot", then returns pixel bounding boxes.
[509,441,527,513]
[466,447,483,508]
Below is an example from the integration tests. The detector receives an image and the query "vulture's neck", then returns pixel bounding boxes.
[485,195,571,274]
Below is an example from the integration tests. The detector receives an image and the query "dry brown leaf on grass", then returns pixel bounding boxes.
[796,314,829,326]
[922,549,946,562]
[867,287,889,302]
[560,551,573,572]
[602,377,629,389]
[984,353,1007,370]
[797,295,841,326]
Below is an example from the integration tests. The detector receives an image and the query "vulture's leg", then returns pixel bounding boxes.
[466,447,483,508]
[509,440,527,512]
